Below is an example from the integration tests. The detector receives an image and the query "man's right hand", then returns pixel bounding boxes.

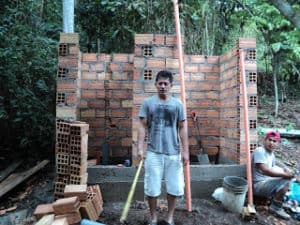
[137,148,145,161]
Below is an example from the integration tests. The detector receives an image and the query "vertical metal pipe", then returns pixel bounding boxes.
[63,0,74,33]
[239,50,253,205]
[173,0,192,212]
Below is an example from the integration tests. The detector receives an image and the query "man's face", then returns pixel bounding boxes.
[264,136,280,152]
[155,77,172,98]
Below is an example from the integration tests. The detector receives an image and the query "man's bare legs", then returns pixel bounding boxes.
[274,182,290,202]
[166,193,176,224]
[147,194,177,224]
[148,196,158,223]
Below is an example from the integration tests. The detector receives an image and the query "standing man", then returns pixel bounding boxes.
[252,131,295,220]
[137,70,189,225]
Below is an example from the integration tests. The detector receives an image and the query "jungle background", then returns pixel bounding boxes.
[0,0,299,162]
[0,1,300,224]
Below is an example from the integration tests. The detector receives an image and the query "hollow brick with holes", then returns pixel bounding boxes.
[70,153,88,166]
[70,122,89,136]
[69,164,87,176]
[54,182,67,199]
[56,133,69,145]
[69,173,88,185]
[56,121,71,134]
[56,143,69,155]
[56,164,70,175]
[56,153,69,165]
[56,174,70,185]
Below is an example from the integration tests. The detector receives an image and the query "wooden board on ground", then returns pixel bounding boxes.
[0,160,49,198]
[0,160,23,182]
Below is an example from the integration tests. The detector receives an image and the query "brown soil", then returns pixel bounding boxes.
[0,99,300,225]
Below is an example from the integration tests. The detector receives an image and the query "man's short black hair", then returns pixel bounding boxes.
[155,70,173,83]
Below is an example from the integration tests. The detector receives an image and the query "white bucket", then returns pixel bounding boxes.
[221,176,248,214]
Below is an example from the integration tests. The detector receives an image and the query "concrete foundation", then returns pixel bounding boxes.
[87,164,247,202]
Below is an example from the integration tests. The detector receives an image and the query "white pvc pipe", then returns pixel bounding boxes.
[63,0,74,33]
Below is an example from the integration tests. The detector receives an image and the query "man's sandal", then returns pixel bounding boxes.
[165,222,175,225]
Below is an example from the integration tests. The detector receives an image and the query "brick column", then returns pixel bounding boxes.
[56,33,81,121]
[237,38,258,164]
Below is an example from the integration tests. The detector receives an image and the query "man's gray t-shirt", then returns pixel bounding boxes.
[252,146,276,183]
[139,95,186,155]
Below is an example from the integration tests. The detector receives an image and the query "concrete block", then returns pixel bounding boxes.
[60,33,79,45]
[87,164,247,202]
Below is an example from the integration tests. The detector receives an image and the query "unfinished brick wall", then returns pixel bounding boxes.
[79,53,134,160]
[56,33,257,165]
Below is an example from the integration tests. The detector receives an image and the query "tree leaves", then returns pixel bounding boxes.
[0,0,59,157]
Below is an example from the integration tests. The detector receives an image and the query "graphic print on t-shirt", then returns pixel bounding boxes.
[151,104,175,128]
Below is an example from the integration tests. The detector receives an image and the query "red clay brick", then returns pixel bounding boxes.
[34,204,54,220]
[112,53,130,62]
[147,58,165,69]
[97,53,107,61]
[135,34,159,45]
[81,90,97,99]
[51,217,68,225]
[82,53,97,62]
[81,71,97,80]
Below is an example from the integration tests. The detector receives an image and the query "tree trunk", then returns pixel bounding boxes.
[271,53,280,117]
[268,0,300,31]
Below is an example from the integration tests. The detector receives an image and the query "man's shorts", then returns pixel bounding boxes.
[144,151,184,197]
[253,177,291,198]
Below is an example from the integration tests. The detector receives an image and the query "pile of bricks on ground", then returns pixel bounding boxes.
[55,120,89,199]
[34,184,103,225]
[32,120,105,224]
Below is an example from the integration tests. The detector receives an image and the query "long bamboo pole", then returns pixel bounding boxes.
[173,0,192,212]
[239,50,253,205]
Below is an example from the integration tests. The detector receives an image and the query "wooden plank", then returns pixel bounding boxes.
[0,160,49,198]
[260,127,300,138]
[0,160,23,182]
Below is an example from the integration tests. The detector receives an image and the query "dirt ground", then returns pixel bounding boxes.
[0,100,300,225]
[0,137,299,225]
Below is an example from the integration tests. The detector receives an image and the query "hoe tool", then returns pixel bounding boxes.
[120,159,144,224]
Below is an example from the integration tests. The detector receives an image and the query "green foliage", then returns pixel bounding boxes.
[0,0,61,158]
[1,0,299,159]
[76,0,175,53]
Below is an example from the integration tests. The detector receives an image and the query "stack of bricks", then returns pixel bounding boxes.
[53,197,81,224]
[56,33,81,121]
[55,120,89,199]
[64,184,103,221]
[34,185,103,224]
